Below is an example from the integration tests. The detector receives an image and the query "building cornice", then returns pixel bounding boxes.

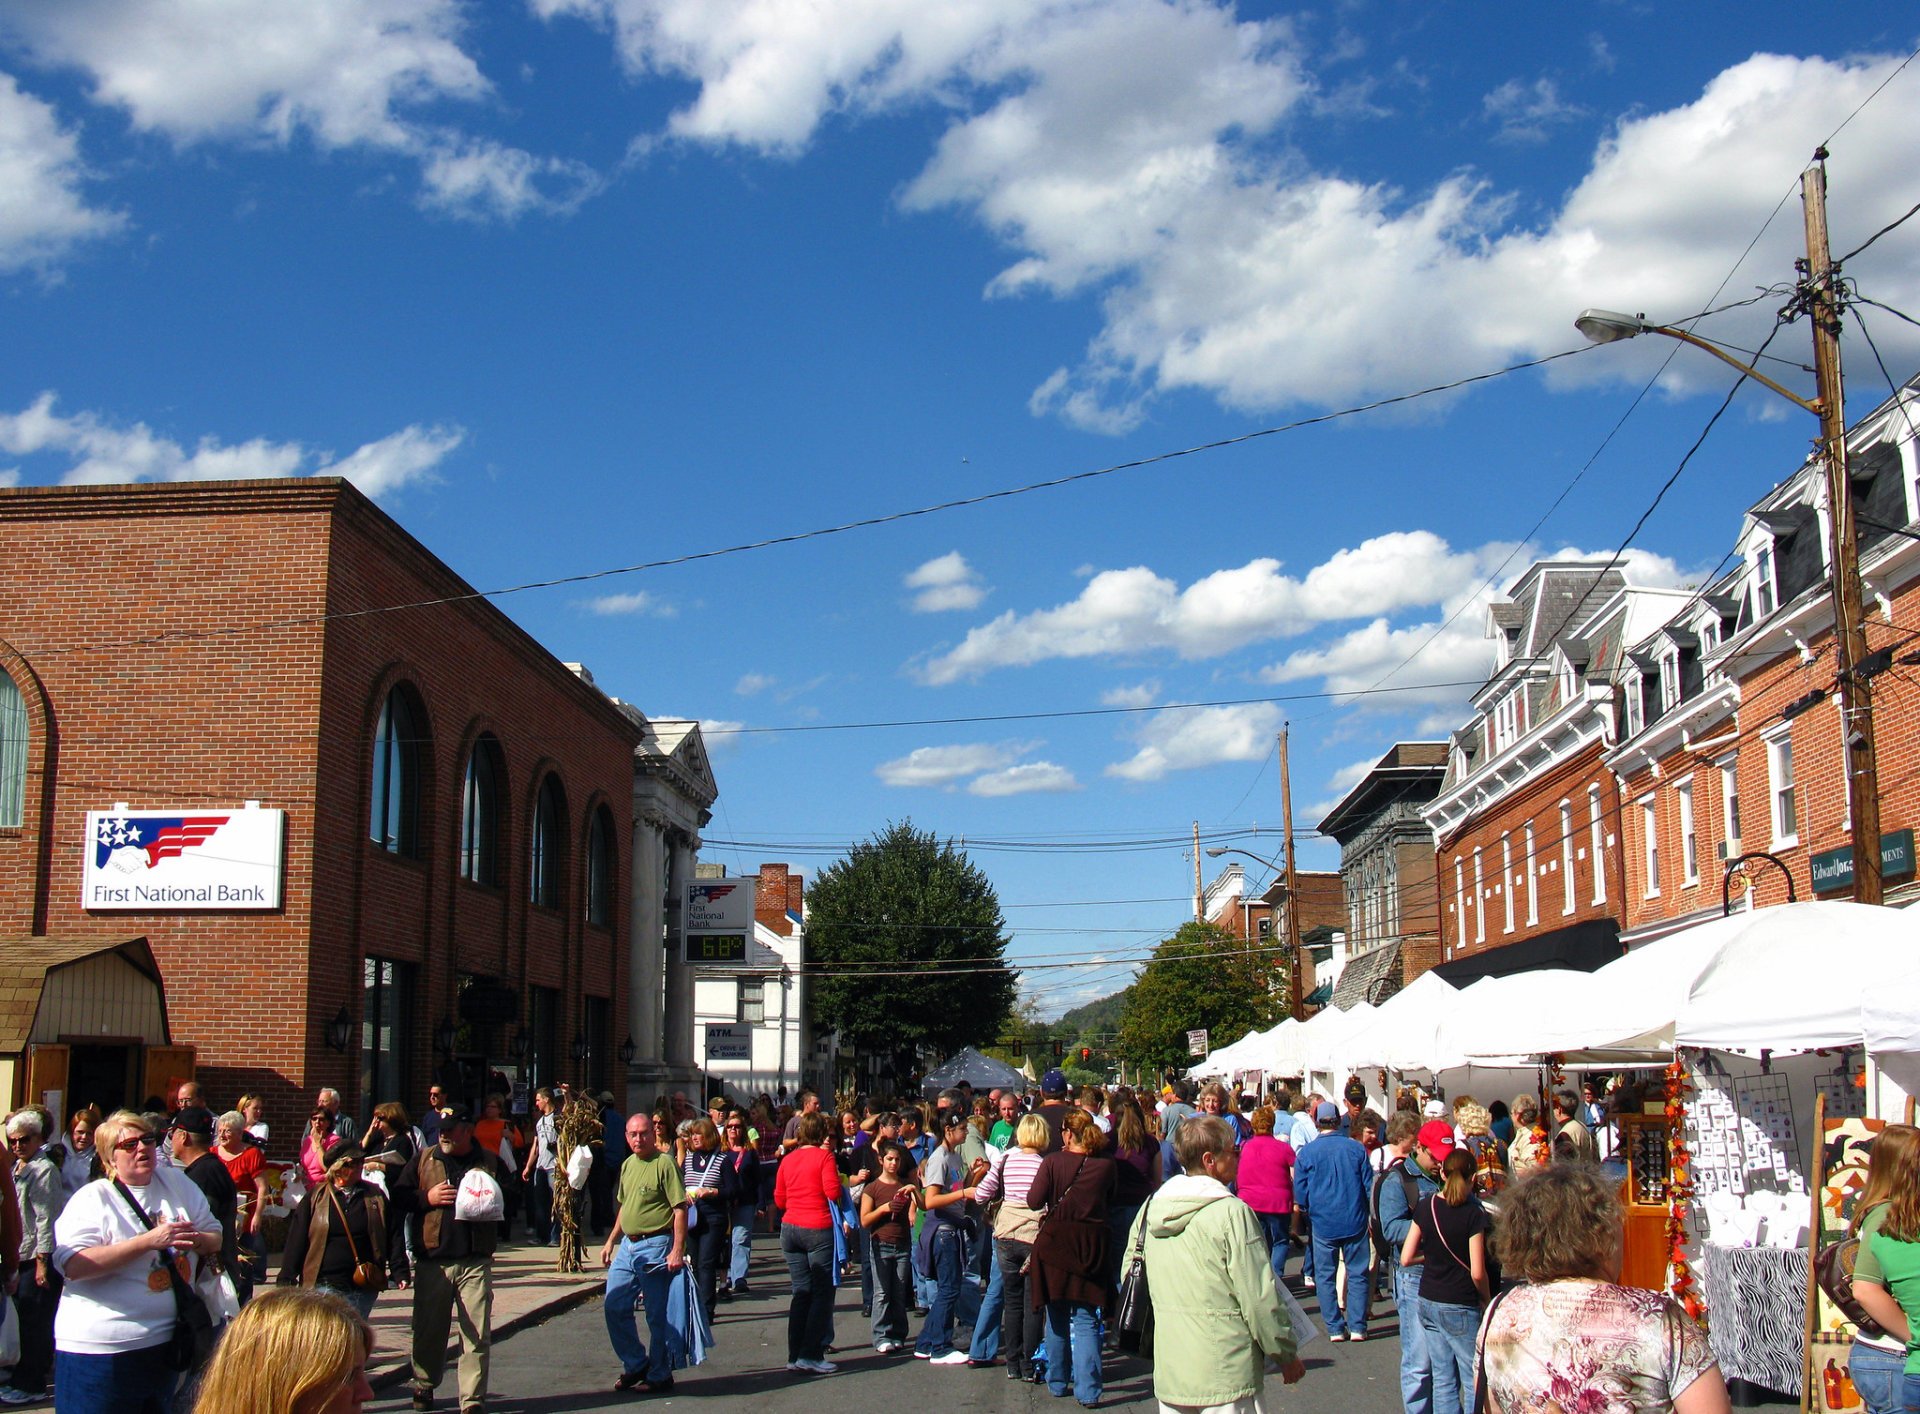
[1605,677,1740,780]
[1424,684,1613,840]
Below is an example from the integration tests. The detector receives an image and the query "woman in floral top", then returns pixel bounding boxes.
[1480,1164,1730,1414]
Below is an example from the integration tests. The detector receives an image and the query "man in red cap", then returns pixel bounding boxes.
[1375,1119,1451,1414]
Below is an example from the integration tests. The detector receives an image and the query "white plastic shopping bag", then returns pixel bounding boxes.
[454,1165,507,1223]
[565,1145,592,1191]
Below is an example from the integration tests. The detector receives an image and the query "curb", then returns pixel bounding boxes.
[369,1279,603,1394]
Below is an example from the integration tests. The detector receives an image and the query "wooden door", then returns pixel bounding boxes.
[142,1045,195,1106]
[24,1043,67,1113]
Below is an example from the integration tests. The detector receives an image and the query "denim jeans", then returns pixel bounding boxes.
[870,1239,913,1345]
[1900,1371,1920,1414]
[687,1204,727,1326]
[1043,1299,1103,1406]
[529,1167,554,1244]
[1421,1298,1480,1414]
[995,1237,1042,1375]
[53,1345,177,1414]
[915,1224,966,1356]
[1850,1341,1909,1414]
[319,1281,380,1319]
[1310,1230,1372,1338]
[1395,1261,1432,1414]
[604,1232,682,1383]
[781,1223,835,1363]
[11,1267,59,1393]
[728,1204,753,1287]
[969,1235,1003,1360]
[856,1221,874,1312]
[1256,1210,1291,1288]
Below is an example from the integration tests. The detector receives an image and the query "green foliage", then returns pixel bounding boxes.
[805,821,1017,1056]
[1054,989,1129,1038]
[1118,920,1286,1075]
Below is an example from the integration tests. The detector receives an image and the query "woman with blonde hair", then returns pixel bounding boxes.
[1848,1124,1920,1414]
[192,1286,373,1414]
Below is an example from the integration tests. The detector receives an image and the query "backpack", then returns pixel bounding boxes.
[1465,1133,1508,1197]
[1369,1157,1420,1267]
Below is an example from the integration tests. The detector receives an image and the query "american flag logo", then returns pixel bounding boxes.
[93,815,230,870]
[691,883,740,904]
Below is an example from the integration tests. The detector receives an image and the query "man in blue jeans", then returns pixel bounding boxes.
[600,1114,688,1394]
[1375,1113,1442,1414]
[915,1112,987,1364]
[1292,1100,1373,1341]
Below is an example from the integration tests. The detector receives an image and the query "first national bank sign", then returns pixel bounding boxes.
[83,806,285,911]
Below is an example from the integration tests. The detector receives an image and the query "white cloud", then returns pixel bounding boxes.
[1482,77,1584,144]
[0,467,18,487]
[735,672,775,696]
[0,70,124,273]
[2,1,585,220]
[1100,680,1160,709]
[549,6,1919,421]
[968,761,1080,796]
[918,531,1500,683]
[1106,702,1281,782]
[0,391,461,496]
[904,551,988,613]
[875,740,1031,789]
[584,590,675,617]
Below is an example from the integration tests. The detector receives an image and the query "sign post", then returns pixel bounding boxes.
[1187,1029,1209,1059]
[684,879,756,964]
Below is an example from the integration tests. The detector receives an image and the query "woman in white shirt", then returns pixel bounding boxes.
[53,1109,222,1414]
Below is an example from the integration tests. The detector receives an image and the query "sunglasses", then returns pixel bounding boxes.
[114,1134,161,1153]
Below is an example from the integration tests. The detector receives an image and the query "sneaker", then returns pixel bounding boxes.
[914,1350,933,1360]
[0,1393,45,1407]
[930,1351,970,1366]
[799,1359,838,1375]
[786,1361,812,1373]
[411,1390,433,1412]
[1349,1331,1366,1342]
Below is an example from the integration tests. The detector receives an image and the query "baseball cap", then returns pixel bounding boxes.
[1314,1101,1340,1123]
[1041,1069,1068,1095]
[1417,1120,1457,1159]
[170,1106,214,1138]
[441,1103,475,1125]
[1423,1099,1448,1118]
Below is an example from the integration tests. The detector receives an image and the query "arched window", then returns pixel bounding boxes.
[586,806,615,927]
[0,669,26,829]
[530,775,566,908]
[460,735,504,884]
[370,686,424,857]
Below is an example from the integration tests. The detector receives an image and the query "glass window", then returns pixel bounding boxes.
[1524,822,1538,925]
[1678,780,1698,885]
[1754,543,1776,618]
[739,977,765,1026]
[1453,860,1465,952]
[1641,799,1660,897]
[370,687,424,856]
[583,996,610,1091]
[587,807,615,927]
[1559,803,1576,915]
[460,736,503,885]
[530,775,566,908]
[0,669,26,829]
[1720,756,1741,854]
[1624,672,1644,735]
[1768,735,1798,845]
[1472,848,1485,944]
[359,958,413,1129]
[1589,787,1607,905]
[1501,834,1514,933]
[529,985,559,1094]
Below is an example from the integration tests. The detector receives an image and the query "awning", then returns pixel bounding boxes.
[0,937,166,1052]
[1431,917,1621,984]
[1303,980,1334,1008]
[921,1046,1027,1095]
[1330,941,1402,1009]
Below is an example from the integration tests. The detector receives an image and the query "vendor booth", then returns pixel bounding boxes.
[921,1046,1027,1096]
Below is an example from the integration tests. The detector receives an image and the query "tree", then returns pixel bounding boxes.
[1118,920,1286,1076]
[806,821,1018,1059]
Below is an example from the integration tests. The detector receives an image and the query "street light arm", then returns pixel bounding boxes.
[1573,309,1820,415]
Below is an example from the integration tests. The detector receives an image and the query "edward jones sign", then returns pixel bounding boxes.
[83,807,285,910]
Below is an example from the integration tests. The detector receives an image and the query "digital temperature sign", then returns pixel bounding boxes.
[688,933,748,964]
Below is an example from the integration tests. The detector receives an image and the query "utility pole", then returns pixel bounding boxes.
[1279,726,1303,1018]
[1192,820,1203,921]
[1803,151,1882,904]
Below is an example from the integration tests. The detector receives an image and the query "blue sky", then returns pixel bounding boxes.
[4,3,1918,1018]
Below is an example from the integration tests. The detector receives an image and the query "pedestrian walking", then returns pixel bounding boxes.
[1399,1149,1490,1414]
[719,1112,760,1298]
[7,1108,65,1404]
[278,1143,398,1320]
[856,1140,919,1354]
[520,1089,558,1246]
[973,1115,1048,1381]
[914,1111,987,1365]
[679,1118,737,1328]
[600,1113,691,1395]
[774,1111,842,1375]
[1236,1105,1296,1288]
[1376,1114,1444,1414]
[392,1104,519,1413]
[1026,1110,1115,1407]
[1134,1114,1305,1414]
[1292,1100,1373,1342]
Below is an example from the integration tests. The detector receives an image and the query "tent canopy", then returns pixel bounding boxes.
[1325,970,1459,1073]
[922,1046,1027,1096]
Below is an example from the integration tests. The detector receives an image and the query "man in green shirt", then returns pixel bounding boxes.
[988,1092,1020,1150]
[600,1114,688,1393]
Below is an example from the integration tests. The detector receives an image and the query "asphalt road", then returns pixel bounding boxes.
[368,1249,1412,1414]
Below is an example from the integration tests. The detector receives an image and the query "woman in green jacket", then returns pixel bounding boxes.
[1133,1114,1305,1412]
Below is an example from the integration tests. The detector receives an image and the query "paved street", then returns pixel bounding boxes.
[366,1245,1408,1414]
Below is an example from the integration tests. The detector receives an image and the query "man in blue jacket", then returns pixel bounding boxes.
[1291,1101,1374,1341]
[1376,1116,1446,1414]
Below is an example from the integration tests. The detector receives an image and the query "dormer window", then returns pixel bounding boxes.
[1752,540,1777,619]
[1624,670,1645,736]
[1698,618,1719,655]
[1492,690,1522,752]
[1659,653,1680,715]
[1557,656,1578,702]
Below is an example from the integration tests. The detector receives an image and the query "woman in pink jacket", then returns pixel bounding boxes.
[1236,1105,1297,1286]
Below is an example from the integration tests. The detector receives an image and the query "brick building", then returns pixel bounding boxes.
[1610,377,1920,931]
[0,479,657,1134]
[1422,563,1692,982]
[1315,741,1446,1004]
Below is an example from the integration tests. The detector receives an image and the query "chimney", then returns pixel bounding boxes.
[756,864,793,936]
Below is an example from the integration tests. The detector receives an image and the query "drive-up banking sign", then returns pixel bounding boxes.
[685,878,755,964]
[83,804,285,910]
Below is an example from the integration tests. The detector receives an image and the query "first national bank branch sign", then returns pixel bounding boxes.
[83,806,285,911]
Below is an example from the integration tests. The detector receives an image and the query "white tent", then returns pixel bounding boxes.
[1297,1002,1376,1077]
[1866,954,1920,1096]
[1430,969,1591,1071]
[1250,1017,1308,1074]
[1324,971,1458,1073]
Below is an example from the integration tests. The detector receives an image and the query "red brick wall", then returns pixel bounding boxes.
[0,480,641,1139]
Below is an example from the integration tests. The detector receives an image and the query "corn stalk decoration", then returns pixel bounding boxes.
[554,1096,605,1273]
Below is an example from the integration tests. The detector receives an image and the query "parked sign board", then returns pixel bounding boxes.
[705,1025,751,1062]
[1187,1029,1209,1058]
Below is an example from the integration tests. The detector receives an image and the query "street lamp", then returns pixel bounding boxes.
[1205,845,1303,1019]
[1574,159,1880,906]
[619,1035,636,1067]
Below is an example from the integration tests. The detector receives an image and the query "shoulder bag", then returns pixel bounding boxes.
[1113,1195,1155,1357]
[1471,1283,1514,1414]
[327,1184,386,1292]
[112,1179,218,1373]
[1426,1196,1487,1307]
[1815,1221,1888,1339]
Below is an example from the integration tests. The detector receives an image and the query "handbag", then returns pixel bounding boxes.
[112,1180,218,1373]
[1113,1196,1155,1356]
[1472,1285,1514,1414]
[327,1184,386,1292]
[1815,1231,1888,1339]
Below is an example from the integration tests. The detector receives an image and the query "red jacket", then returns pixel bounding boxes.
[774,1146,843,1230]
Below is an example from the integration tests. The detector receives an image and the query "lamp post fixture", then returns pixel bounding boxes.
[1574,153,1880,904]
[1205,845,1303,1019]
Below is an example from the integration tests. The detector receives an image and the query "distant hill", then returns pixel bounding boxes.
[1054,988,1129,1036]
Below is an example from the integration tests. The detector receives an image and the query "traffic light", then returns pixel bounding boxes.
[1052,1040,1064,1059]
[1079,1047,1091,1063]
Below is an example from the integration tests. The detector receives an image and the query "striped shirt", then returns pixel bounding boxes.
[975,1148,1046,1205]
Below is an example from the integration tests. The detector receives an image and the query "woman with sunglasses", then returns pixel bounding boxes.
[721,1111,761,1298]
[52,1109,222,1414]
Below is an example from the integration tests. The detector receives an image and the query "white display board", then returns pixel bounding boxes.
[83,806,285,910]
